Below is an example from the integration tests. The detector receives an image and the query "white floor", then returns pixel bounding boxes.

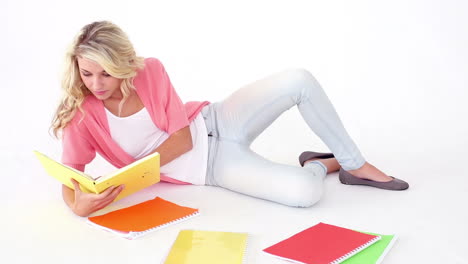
[2,118,467,264]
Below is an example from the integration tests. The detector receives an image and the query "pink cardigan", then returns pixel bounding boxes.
[61,57,210,183]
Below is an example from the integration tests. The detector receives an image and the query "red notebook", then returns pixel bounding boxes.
[263,222,381,264]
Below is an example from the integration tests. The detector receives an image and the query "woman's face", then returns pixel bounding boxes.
[77,57,123,100]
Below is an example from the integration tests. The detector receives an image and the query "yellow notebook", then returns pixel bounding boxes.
[33,150,160,201]
[164,230,248,264]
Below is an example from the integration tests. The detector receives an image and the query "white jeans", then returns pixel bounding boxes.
[201,68,365,207]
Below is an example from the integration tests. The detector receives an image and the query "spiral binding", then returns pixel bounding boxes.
[241,234,249,264]
[125,211,201,240]
[331,236,382,264]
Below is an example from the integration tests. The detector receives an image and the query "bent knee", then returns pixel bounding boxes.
[282,176,324,208]
[289,191,323,208]
[284,68,318,85]
[280,68,322,97]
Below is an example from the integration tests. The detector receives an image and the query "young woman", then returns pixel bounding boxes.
[51,21,409,217]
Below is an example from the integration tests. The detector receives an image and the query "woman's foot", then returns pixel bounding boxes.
[299,152,395,182]
[346,162,393,182]
[299,152,409,189]
[299,151,339,174]
[339,168,409,190]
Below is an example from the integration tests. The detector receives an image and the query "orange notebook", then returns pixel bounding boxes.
[263,222,381,264]
[87,197,200,239]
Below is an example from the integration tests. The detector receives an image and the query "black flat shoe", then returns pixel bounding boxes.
[339,168,409,190]
[299,151,335,167]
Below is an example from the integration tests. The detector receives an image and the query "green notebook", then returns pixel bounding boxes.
[341,232,397,264]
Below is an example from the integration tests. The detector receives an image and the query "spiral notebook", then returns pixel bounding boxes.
[163,230,248,264]
[87,197,199,240]
[341,232,397,264]
[263,222,381,264]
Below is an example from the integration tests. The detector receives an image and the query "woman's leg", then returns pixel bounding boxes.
[207,68,366,170]
[305,158,341,173]
[208,140,326,207]
[203,68,395,206]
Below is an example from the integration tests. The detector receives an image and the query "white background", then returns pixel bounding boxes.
[2,0,468,263]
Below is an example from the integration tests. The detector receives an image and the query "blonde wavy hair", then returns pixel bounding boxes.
[51,21,145,137]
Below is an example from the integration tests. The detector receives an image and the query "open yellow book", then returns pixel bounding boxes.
[33,150,160,201]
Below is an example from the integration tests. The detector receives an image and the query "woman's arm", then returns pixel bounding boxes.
[150,125,193,166]
[61,126,191,217]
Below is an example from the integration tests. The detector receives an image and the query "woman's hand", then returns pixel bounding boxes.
[69,179,124,217]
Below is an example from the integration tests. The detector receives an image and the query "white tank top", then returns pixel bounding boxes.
[105,107,208,185]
